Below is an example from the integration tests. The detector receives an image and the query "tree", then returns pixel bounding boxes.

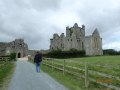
[9,52,16,61]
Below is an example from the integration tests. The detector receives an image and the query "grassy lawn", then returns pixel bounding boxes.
[0,61,15,90]
[41,55,120,90]
[41,64,85,90]
[63,55,120,64]
[41,62,108,90]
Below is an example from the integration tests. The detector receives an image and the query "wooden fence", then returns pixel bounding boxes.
[0,56,10,61]
[42,58,120,90]
[0,56,10,68]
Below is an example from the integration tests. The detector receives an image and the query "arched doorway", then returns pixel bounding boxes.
[18,53,21,58]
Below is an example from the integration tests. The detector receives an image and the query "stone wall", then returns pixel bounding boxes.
[0,42,8,56]
[50,23,103,56]
[0,39,28,58]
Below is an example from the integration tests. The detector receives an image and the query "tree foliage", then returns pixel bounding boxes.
[43,49,85,59]
[103,49,120,55]
[9,52,16,61]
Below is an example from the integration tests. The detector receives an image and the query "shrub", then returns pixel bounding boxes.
[9,53,16,61]
[43,49,85,59]
[103,49,120,55]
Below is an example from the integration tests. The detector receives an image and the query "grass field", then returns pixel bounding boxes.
[41,55,120,90]
[0,61,15,89]
[63,55,120,64]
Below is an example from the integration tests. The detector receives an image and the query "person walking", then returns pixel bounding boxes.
[34,52,42,73]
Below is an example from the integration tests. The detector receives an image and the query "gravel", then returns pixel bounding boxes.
[8,60,68,90]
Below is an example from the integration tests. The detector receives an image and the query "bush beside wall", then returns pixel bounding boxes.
[42,49,85,58]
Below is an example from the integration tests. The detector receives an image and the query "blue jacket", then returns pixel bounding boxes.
[34,54,42,63]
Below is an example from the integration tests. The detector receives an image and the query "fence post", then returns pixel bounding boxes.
[2,57,3,61]
[5,58,7,62]
[44,58,46,65]
[52,58,54,70]
[63,60,65,75]
[44,58,45,64]
[85,62,88,88]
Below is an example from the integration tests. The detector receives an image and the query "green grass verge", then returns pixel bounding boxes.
[41,64,84,90]
[0,61,15,89]
[42,55,120,89]
[30,55,120,89]
[63,55,120,64]
[41,63,109,90]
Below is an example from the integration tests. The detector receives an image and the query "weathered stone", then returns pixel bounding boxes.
[50,23,103,56]
[0,39,28,58]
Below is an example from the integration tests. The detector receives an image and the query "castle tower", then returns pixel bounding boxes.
[60,33,65,50]
[92,28,103,55]
[65,23,86,50]
[85,28,103,56]
[50,23,103,56]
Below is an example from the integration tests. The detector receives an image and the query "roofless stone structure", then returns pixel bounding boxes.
[50,23,103,56]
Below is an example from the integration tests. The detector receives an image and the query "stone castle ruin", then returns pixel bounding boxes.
[50,23,103,56]
[0,39,28,58]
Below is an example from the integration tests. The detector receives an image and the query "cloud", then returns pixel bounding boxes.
[0,0,120,50]
[104,42,120,51]
[30,0,61,11]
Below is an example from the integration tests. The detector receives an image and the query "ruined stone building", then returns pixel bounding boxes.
[50,23,103,56]
[0,39,28,58]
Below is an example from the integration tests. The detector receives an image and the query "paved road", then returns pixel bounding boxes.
[8,59,68,90]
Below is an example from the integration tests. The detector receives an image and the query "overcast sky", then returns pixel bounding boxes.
[0,0,120,50]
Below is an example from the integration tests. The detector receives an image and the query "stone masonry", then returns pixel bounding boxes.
[50,23,103,56]
[0,39,28,58]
